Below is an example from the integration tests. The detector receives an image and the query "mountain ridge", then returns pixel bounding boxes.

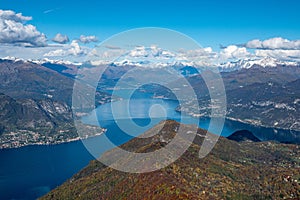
[2,55,299,72]
[40,120,300,200]
[0,59,112,149]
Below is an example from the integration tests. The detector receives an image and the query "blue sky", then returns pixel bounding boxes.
[1,0,299,48]
[0,0,300,63]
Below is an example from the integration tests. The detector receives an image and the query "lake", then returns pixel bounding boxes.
[0,96,298,200]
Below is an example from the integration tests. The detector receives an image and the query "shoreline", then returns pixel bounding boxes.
[1,97,299,150]
[0,130,106,150]
[177,109,300,133]
[1,115,299,150]
[225,116,300,133]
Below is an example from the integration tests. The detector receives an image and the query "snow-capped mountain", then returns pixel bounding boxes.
[109,45,193,68]
[31,58,82,66]
[1,56,27,63]
[110,59,195,68]
[1,56,82,66]
[1,54,299,73]
[96,46,300,70]
[219,57,299,71]
[110,56,300,72]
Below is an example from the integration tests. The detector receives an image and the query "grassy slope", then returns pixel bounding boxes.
[41,120,300,200]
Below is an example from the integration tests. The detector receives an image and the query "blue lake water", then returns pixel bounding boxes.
[0,97,298,200]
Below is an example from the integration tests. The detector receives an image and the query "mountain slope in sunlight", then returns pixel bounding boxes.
[41,120,300,200]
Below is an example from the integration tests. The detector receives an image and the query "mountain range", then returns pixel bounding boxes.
[1,55,299,198]
[181,65,300,135]
[147,59,300,138]
[3,52,299,71]
[0,55,299,148]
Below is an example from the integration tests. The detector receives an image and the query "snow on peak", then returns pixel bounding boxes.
[31,58,82,66]
[128,45,175,59]
[0,56,82,66]
[219,57,299,71]
[106,45,209,68]
[1,51,299,72]
[110,45,186,68]
[1,56,25,62]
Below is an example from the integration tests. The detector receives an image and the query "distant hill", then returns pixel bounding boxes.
[0,92,77,148]
[0,59,74,103]
[0,58,113,105]
[41,120,300,200]
[155,64,300,135]
[0,59,112,148]
[227,130,261,142]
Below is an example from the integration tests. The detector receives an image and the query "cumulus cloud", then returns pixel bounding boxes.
[127,45,176,58]
[0,10,47,47]
[52,33,69,44]
[92,49,126,60]
[44,40,87,57]
[246,39,262,49]
[92,45,222,67]
[0,45,57,60]
[78,35,98,43]
[220,45,251,60]
[246,37,300,50]
[255,49,300,60]
[180,47,217,58]
[0,10,31,22]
